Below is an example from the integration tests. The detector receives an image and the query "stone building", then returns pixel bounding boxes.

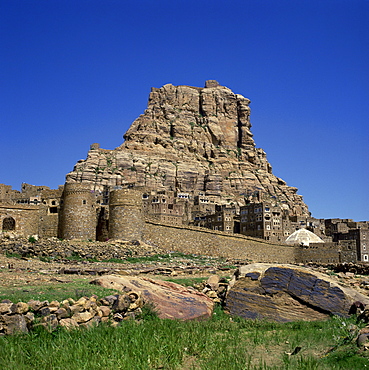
[1,82,367,264]
[204,206,238,233]
[0,183,62,238]
[142,190,184,226]
[334,227,369,262]
[239,202,285,242]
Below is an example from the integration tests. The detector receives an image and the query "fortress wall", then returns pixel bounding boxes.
[38,206,59,238]
[294,242,357,264]
[143,221,296,263]
[60,183,96,240]
[0,205,39,236]
[109,188,144,241]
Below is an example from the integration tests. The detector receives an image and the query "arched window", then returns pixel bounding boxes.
[2,217,15,231]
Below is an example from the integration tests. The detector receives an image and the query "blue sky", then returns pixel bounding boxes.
[1,0,368,221]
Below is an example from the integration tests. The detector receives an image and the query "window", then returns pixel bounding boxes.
[2,217,15,231]
[82,200,86,205]
[364,255,368,262]
[49,207,58,214]
[51,200,56,205]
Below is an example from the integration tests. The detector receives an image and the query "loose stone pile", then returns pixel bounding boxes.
[0,292,144,335]
[0,235,168,260]
[194,274,229,306]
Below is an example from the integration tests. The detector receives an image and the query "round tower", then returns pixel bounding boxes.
[108,187,144,241]
[60,183,96,240]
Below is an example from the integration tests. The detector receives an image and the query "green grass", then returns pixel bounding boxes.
[0,279,119,303]
[0,310,368,369]
[35,251,227,265]
[109,252,225,264]
[165,276,208,287]
[0,280,368,369]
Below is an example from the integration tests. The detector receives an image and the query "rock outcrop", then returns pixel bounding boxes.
[66,81,308,216]
[226,264,369,322]
[90,275,214,320]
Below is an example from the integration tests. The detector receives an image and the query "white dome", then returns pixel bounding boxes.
[285,228,324,246]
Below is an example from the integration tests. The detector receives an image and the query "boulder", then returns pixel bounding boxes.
[59,318,79,330]
[0,314,28,334]
[11,302,29,314]
[0,302,12,314]
[90,275,214,320]
[226,264,369,322]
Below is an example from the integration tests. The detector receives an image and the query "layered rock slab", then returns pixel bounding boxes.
[226,264,369,322]
[66,81,309,216]
[90,275,214,320]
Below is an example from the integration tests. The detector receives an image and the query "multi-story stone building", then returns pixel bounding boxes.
[332,224,369,262]
[142,190,184,226]
[204,206,237,233]
[1,181,368,264]
[239,202,284,242]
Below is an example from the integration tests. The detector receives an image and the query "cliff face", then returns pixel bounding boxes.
[66,80,309,216]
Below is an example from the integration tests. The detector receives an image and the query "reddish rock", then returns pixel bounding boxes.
[90,275,214,320]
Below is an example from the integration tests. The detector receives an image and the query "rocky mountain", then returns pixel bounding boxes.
[66,80,309,216]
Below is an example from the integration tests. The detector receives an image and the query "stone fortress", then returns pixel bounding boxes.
[1,81,368,264]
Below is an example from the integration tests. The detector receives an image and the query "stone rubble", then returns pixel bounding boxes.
[0,292,145,335]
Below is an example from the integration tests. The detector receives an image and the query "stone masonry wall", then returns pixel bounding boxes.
[0,205,39,236]
[109,188,144,241]
[60,183,96,240]
[294,242,357,264]
[143,221,296,263]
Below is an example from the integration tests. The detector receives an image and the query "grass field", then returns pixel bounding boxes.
[1,277,369,369]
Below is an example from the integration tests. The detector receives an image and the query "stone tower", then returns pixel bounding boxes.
[108,187,144,241]
[59,183,96,240]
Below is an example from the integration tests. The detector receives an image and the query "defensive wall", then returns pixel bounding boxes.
[109,188,144,241]
[143,221,356,264]
[59,183,96,241]
[0,204,39,236]
[294,241,357,264]
[0,182,357,265]
[143,220,297,263]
